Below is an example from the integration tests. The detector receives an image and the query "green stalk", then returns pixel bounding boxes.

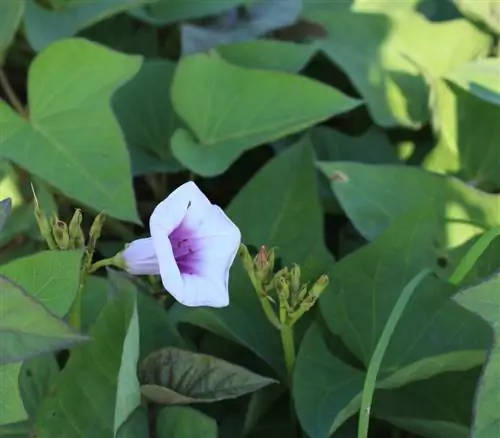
[448,227,500,286]
[358,269,432,438]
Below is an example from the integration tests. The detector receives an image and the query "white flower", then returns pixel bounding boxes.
[122,182,241,307]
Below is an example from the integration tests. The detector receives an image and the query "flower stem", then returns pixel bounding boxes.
[280,322,298,435]
[88,256,117,274]
[67,282,84,330]
[281,323,295,379]
[0,69,27,118]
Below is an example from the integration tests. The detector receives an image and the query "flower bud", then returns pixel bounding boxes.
[52,216,70,250]
[87,212,106,255]
[289,264,301,293]
[238,243,254,275]
[253,245,275,282]
[120,238,160,275]
[68,209,85,249]
[275,274,290,301]
[310,274,329,299]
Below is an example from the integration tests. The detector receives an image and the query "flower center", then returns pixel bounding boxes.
[169,225,199,275]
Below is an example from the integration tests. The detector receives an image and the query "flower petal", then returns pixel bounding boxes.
[149,181,211,236]
[177,205,241,307]
[178,274,230,307]
[122,238,160,275]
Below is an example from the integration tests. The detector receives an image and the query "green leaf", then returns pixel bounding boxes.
[156,407,217,438]
[171,51,361,176]
[24,0,150,52]
[136,291,187,359]
[0,198,12,233]
[113,59,183,175]
[0,363,26,426]
[180,0,301,54]
[0,250,76,429]
[18,355,60,420]
[454,0,500,34]
[35,271,141,437]
[311,126,399,164]
[0,275,87,365]
[304,6,490,127]
[320,204,490,385]
[453,274,500,438]
[139,347,277,404]
[0,250,83,317]
[0,38,142,222]
[117,407,149,438]
[293,323,365,438]
[216,39,317,73]
[130,0,244,26]
[81,14,158,57]
[80,275,109,332]
[373,369,480,438]
[311,126,400,214]
[0,355,60,428]
[447,59,500,107]
[425,63,500,186]
[172,137,333,378]
[319,162,500,247]
[0,0,24,62]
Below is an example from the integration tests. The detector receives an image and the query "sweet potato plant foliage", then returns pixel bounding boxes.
[0,1,499,438]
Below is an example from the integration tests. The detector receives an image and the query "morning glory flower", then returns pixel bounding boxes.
[122,182,241,308]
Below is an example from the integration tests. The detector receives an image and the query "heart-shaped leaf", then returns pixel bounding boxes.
[139,347,278,405]
[0,38,142,222]
[171,51,361,176]
[0,250,84,317]
[319,162,500,247]
[0,275,88,365]
[35,271,141,437]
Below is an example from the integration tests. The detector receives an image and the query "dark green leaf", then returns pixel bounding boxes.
[293,323,365,438]
[453,274,500,438]
[130,0,243,26]
[139,347,277,404]
[156,407,217,437]
[24,0,150,52]
[321,204,490,384]
[113,59,183,175]
[35,271,141,437]
[0,198,12,233]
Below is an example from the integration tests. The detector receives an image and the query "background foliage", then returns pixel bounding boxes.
[0,1,499,437]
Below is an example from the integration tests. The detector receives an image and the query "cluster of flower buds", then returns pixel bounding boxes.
[33,192,105,266]
[239,243,329,327]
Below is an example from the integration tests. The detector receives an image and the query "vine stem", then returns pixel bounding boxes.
[0,69,27,117]
[448,227,500,286]
[88,256,117,274]
[358,269,432,438]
